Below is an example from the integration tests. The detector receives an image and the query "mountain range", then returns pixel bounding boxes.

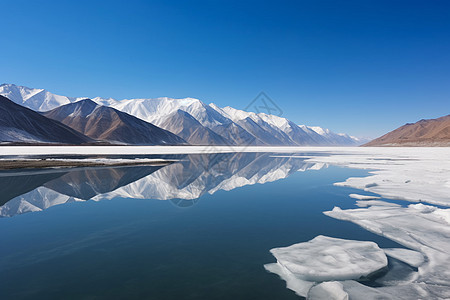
[0,83,366,146]
[364,114,450,147]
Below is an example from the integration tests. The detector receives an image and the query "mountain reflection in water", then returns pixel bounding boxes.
[0,152,326,217]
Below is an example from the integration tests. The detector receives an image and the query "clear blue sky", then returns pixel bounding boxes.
[2,0,449,138]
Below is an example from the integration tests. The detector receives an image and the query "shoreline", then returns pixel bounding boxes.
[0,159,174,170]
[1,145,449,157]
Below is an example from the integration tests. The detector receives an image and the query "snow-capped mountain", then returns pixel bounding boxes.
[156,109,229,145]
[0,83,365,145]
[216,105,324,145]
[0,84,77,111]
[308,126,366,146]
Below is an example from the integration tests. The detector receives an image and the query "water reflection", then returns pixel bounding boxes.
[0,153,326,217]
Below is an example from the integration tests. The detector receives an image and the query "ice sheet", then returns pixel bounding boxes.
[303,147,450,206]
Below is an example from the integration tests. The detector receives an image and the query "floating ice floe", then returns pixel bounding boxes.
[336,280,449,299]
[267,235,388,282]
[349,193,380,200]
[264,235,388,297]
[355,200,401,207]
[264,262,315,297]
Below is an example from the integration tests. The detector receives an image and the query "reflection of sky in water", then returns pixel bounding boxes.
[0,153,407,299]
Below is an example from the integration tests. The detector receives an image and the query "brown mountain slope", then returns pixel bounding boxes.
[42,99,186,145]
[364,114,450,147]
[156,109,231,145]
[0,95,93,144]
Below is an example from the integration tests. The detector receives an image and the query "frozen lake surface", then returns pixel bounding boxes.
[0,147,449,299]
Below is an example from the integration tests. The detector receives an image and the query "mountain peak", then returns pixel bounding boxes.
[0,83,75,111]
[74,98,99,110]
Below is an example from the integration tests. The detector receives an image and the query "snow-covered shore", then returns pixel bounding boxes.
[0,145,448,156]
[303,147,450,206]
[0,145,342,156]
[0,158,173,170]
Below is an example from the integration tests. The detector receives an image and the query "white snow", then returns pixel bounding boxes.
[309,126,328,136]
[303,147,450,206]
[308,126,363,144]
[217,105,254,121]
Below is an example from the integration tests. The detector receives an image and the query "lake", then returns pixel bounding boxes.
[0,152,414,299]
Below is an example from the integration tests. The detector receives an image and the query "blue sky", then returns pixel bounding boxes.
[2,0,449,138]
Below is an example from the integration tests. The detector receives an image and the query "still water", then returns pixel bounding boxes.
[0,152,405,299]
